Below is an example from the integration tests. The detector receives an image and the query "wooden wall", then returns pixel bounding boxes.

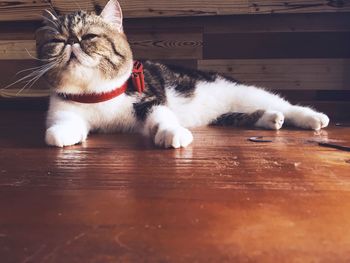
[0,1,349,119]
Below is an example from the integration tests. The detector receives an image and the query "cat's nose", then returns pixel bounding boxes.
[67,37,79,45]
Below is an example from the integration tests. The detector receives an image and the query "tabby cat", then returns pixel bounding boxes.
[36,0,329,148]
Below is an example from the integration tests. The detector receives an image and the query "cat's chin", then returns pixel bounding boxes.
[64,59,90,69]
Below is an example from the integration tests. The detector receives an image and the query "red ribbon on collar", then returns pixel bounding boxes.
[57,61,145,104]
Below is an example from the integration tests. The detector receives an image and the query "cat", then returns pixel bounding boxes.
[36,0,329,148]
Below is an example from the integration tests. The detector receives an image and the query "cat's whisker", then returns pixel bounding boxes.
[38,13,60,28]
[15,63,57,95]
[1,71,41,90]
[16,64,51,76]
[45,9,59,21]
[2,61,57,91]
[25,48,54,62]
[46,2,60,19]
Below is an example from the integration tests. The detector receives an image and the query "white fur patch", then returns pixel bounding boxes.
[166,77,291,127]
[45,111,88,147]
[143,105,193,148]
[57,61,132,95]
[255,110,285,130]
[46,93,139,147]
[285,106,330,130]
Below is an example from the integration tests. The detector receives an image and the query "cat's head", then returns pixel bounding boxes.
[36,0,133,94]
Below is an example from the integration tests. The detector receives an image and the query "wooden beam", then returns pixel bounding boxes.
[50,0,350,17]
[0,0,50,22]
[1,59,349,93]
[198,59,350,90]
[0,30,203,60]
[203,32,350,59]
[128,32,202,60]
[0,40,35,60]
[1,0,350,21]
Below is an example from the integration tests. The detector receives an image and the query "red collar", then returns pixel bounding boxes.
[57,61,145,104]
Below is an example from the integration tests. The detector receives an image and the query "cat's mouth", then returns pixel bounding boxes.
[64,44,99,68]
[68,53,78,63]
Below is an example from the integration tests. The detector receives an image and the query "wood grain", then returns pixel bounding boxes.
[1,0,350,21]
[0,31,202,60]
[0,0,50,21]
[128,32,202,60]
[198,59,350,90]
[203,32,350,59]
[2,13,349,40]
[1,110,350,262]
[0,40,35,60]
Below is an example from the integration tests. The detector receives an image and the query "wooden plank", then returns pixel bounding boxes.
[47,0,350,17]
[1,14,349,41]
[124,13,350,34]
[1,111,350,261]
[0,0,50,22]
[198,59,350,90]
[203,32,350,59]
[5,32,350,62]
[55,0,350,16]
[303,101,350,120]
[0,40,36,60]
[202,13,350,33]
[1,0,350,21]
[279,90,350,102]
[0,22,40,40]
[1,98,349,120]
[128,32,202,60]
[0,31,202,60]
[0,60,49,98]
[1,14,348,43]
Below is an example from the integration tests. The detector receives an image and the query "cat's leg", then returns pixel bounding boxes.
[283,105,329,130]
[143,105,193,148]
[225,82,329,130]
[45,111,89,147]
[251,98,329,131]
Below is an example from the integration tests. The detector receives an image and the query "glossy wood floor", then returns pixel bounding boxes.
[1,110,350,263]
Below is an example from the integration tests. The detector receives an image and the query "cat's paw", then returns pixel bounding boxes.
[46,125,87,147]
[154,126,193,148]
[287,107,330,130]
[300,112,329,130]
[255,110,284,130]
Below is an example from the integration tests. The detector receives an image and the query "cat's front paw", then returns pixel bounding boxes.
[255,110,284,130]
[46,125,87,147]
[154,126,193,149]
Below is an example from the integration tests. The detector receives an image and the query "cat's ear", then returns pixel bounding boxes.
[100,0,124,32]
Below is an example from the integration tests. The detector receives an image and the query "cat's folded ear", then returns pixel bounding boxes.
[100,0,124,33]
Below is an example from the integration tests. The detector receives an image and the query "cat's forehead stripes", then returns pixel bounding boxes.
[58,11,108,37]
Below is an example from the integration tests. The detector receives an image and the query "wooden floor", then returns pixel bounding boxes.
[1,110,350,262]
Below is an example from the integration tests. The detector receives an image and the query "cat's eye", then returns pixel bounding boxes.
[82,34,99,40]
